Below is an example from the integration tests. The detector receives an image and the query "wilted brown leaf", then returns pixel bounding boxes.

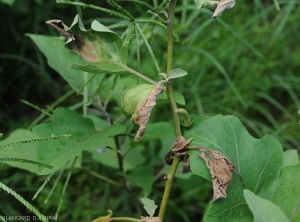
[165,136,193,165]
[132,82,163,141]
[199,147,235,201]
[45,19,75,41]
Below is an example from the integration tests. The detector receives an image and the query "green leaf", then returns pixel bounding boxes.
[124,167,154,196]
[141,197,158,217]
[0,129,39,173]
[282,149,299,167]
[65,15,128,74]
[244,189,289,222]
[270,163,300,221]
[121,84,154,115]
[32,107,126,174]
[168,68,188,79]
[27,34,105,95]
[185,115,283,221]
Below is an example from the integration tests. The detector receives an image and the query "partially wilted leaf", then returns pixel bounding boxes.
[199,147,235,201]
[132,82,163,141]
[207,0,235,18]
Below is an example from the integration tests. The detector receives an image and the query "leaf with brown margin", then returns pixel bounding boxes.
[199,147,235,201]
[132,82,163,141]
[141,217,161,222]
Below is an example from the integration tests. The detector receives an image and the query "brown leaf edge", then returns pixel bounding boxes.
[198,147,235,201]
[141,217,161,222]
[165,136,193,165]
[132,81,164,142]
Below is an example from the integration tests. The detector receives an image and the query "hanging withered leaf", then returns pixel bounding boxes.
[165,136,193,165]
[198,147,235,201]
[207,0,235,18]
[132,82,164,142]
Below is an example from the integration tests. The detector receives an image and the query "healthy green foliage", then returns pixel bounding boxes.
[244,189,289,222]
[270,163,300,221]
[32,107,126,174]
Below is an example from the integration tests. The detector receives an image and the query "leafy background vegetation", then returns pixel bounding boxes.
[0,0,299,221]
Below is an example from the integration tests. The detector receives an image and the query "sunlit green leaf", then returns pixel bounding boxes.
[169,68,188,79]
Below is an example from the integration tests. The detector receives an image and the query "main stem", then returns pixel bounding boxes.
[158,0,180,221]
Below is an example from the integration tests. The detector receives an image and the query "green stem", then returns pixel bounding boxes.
[125,66,157,85]
[158,1,179,221]
[177,108,191,125]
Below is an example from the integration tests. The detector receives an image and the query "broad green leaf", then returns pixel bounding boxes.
[194,0,210,9]
[121,84,154,115]
[65,15,128,74]
[141,198,158,217]
[32,107,126,174]
[244,189,289,222]
[124,167,154,196]
[27,34,105,95]
[270,163,300,221]
[168,68,188,79]
[1,0,15,6]
[282,149,299,167]
[0,129,39,173]
[185,115,283,221]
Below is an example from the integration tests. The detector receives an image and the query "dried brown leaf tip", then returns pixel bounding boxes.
[141,217,161,222]
[165,136,193,165]
[45,20,75,41]
[199,147,235,201]
[132,82,163,142]
[172,136,193,156]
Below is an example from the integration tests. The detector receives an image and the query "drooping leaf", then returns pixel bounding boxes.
[122,84,154,115]
[32,107,126,174]
[185,115,283,221]
[141,198,158,217]
[270,163,300,221]
[244,189,289,222]
[132,83,163,141]
[168,68,188,80]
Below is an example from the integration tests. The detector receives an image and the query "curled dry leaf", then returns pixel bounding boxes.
[165,136,193,165]
[207,0,235,18]
[45,20,75,42]
[141,217,161,222]
[46,19,99,63]
[132,82,163,141]
[199,147,235,201]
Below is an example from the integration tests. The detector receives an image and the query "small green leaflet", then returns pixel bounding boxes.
[141,198,158,217]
